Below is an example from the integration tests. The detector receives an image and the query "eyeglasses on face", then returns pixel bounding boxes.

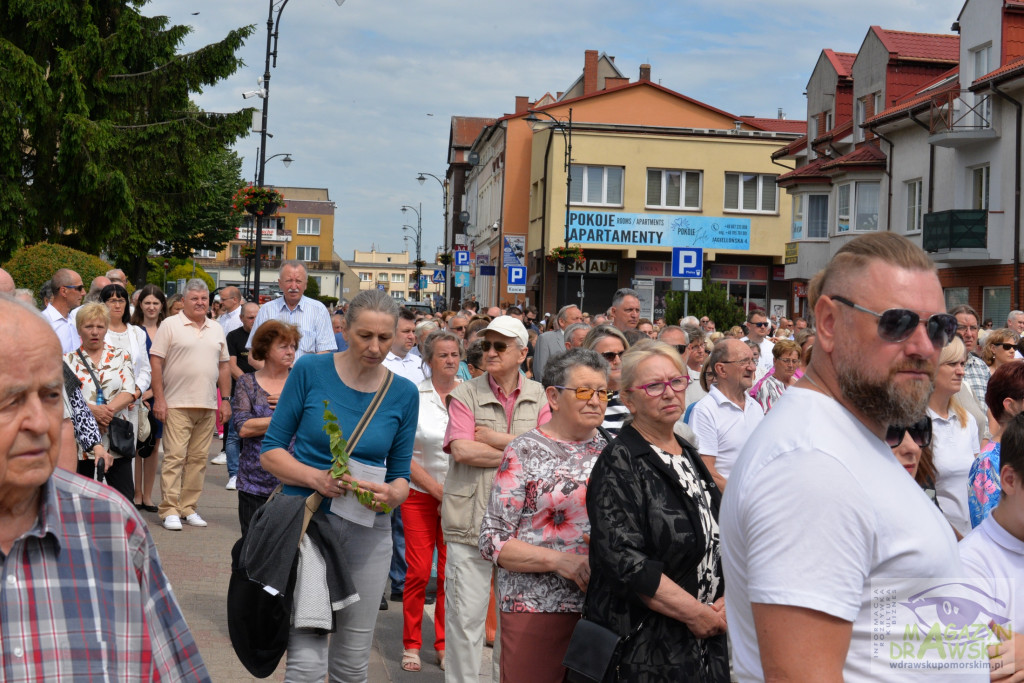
[997,342,1017,352]
[628,375,689,397]
[829,295,957,349]
[450,326,466,332]
[601,350,625,363]
[776,357,799,365]
[956,324,979,333]
[554,386,610,402]
[481,340,509,354]
[64,284,85,292]
[751,321,770,328]
[673,344,688,355]
[719,356,756,367]
[885,416,932,448]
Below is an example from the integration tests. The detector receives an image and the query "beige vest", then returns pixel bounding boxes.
[441,373,545,546]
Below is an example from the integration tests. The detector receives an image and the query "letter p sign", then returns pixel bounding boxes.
[672,247,703,279]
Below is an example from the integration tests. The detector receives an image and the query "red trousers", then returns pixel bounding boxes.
[401,490,447,651]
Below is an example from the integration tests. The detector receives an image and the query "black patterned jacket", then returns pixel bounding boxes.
[584,424,729,683]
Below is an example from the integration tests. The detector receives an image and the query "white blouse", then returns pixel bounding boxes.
[410,377,457,493]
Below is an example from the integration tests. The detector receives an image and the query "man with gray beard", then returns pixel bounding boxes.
[720,233,982,682]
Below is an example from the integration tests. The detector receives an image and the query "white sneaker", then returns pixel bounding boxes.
[162,515,182,531]
[225,476,237,491]
[211,452,227,465]
[185,513,208,528]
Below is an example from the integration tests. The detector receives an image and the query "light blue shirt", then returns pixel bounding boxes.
[245,295,337,360]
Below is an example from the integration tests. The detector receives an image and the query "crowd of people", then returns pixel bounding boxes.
[1,233,1023,681]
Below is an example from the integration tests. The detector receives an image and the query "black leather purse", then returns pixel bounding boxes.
[76,349,136,458]
[563,613,647,683]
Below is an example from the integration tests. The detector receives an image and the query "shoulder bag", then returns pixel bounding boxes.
[77,349,136,459]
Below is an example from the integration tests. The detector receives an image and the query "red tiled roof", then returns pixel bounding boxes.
[972,56,1024,88]
[866,68,959,124]
[872,26,959,63]
[821,144,887,172]
[777,157,833,185]
[772,135,807,159]
[812,119,853,145]
[824,49,857,78]
[739,116,807,133]
[451,117,494,147]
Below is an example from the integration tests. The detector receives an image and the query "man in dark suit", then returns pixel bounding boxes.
[532,304,583,381]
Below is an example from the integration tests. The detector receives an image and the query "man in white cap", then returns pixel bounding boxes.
[441,315,546,682]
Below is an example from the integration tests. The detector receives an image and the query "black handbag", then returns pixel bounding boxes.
[563,614,647,683]
[76,349,136,458]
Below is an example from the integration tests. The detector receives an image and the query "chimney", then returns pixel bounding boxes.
[514,96,530,114]
[583,49,599,95]
[639,64,651,82]
[778,107,785,120]
[605,76,629,90]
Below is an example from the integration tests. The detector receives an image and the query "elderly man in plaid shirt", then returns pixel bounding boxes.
[951,304,990,403]
[0,296,209,681]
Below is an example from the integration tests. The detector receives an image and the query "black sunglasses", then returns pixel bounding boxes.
[481,340,509,353]
[997,342,1017,352]
[751,321,770,328]
[885,416,932,448]
[601,350,625,362]
[673,344,688,355]
[830,295,957,349]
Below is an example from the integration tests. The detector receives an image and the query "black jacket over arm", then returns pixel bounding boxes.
[584,423,728,683]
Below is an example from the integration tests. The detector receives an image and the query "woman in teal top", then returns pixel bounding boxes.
[261,289,418,682]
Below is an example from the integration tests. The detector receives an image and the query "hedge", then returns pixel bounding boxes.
[3,243,113,306]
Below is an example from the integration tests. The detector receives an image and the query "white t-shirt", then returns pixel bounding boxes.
[742,335,775,374]
[689,385,764,480]
[959,513,1024,629]
[720,387,971,682]
[684,365,707,408]
[928,407,980,537]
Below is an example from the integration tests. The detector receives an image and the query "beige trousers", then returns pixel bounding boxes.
[158,407,216,519]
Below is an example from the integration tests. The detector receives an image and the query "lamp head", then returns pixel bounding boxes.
[416,174,426,186]
[283,154,293,168]
[401,206,408,214]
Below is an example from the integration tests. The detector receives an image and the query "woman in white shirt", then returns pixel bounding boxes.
[401,330,461,672]
[101,284,151,440]
[928,336,979,537]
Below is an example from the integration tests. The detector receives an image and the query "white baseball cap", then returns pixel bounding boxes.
[485,315,528,347]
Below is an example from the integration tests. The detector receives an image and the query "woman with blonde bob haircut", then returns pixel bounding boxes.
[585,340,728,681]
[928,335,980,537]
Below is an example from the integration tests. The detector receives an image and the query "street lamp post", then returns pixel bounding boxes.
[401,204,423,301]
[244,153,293,295]
[525,107,573,307]
[417,172,448,306]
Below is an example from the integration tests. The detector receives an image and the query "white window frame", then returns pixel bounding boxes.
[854,181,880,231]
[645,168,702,210]
[905,179,923,233]
[791,195,803,240]
[837,184,851,233]
[296,245,319,262]
[972,165,990,210]
[972,44,993,128]
[724,173,778,214]
[194,249,217,259]
[806,193,829,239]
[359,272,372,282]
[297,217,321,235]
[825,111,833,131]
[391,273,405,283]
[570,165,624,207]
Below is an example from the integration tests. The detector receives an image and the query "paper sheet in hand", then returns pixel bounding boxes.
[329,459,387,527]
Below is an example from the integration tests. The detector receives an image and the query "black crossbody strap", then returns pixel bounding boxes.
[75,349,106,403]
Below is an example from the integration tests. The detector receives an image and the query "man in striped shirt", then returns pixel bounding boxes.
[246,260,337,360]
[0,296,209,681]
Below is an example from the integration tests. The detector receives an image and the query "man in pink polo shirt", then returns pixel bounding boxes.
[441,316,546,683]
[151,280,231,531]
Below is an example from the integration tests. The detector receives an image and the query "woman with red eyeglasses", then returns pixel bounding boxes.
[582,325,631,436]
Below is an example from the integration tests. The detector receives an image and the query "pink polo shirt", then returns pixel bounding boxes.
[443,374,551,453]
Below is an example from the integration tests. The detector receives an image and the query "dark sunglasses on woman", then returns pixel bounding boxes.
[885,416,932,448]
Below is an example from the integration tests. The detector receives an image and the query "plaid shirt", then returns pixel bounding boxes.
[963,352,991,404]
[0,469,210,682]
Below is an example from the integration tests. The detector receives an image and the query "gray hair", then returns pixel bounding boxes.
[423,330,461,362]
[13,288,35,306]
[562,322,590,346]
[680,315,700,328]
[683,325,704,345]
[1009,310,1024,325]
[345,288,400,329]
[183,278,209,294]
[707,339,742,381]
[582,324,630,352]
[280,259,307,274]
[542,348,609,388]
[39,280,54,302]
[657,325,689,344]
[556,304,580,324]
[611,287,639,308]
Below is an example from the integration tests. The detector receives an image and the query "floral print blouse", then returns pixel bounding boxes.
[231,373,288,498]
[969,441,1001,528]
[479,428,607,614]
[64,345,136,458]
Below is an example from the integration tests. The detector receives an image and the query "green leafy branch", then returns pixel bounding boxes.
[322,401,390,513]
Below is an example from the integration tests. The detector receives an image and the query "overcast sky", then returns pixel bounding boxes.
[144,0,965,258]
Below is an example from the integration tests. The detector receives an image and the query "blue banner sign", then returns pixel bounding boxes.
[565,211,750,250]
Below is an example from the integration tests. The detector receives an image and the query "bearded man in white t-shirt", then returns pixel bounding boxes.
[721,232,985,682]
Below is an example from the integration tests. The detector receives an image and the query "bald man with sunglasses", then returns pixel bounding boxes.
[720,233,982,682]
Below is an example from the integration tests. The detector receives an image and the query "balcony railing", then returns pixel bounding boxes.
[929,90,998,147]
[235,228,292,242]
[922,209,988,252]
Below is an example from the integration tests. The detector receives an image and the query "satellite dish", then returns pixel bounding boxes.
[468,151,479,166]
[459,211,470,224]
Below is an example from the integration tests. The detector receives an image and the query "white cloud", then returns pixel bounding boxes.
[144,0,964,256]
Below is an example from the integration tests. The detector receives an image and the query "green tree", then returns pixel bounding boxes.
[665,273,745,330]
[3,243,112,303]
[0,1,254,279]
